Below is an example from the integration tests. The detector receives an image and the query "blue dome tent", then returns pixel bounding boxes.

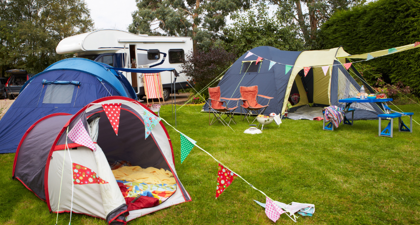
[0,58,137,153]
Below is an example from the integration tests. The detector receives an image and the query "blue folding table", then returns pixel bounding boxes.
[337,97,410,137]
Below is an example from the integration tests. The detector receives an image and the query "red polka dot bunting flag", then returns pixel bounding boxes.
[256,57,263,65]
[304,67,311,77]
[265,197,285,222]
[102,103,122,135]
[216,164,237,199]
[72,163,108,185]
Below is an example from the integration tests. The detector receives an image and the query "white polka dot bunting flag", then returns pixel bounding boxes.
[180,133,196,163]
[102,103,122,136]
[265,197,285,222]
[143,109,161,139]
[67,119,96,151]
[216,164,236,198]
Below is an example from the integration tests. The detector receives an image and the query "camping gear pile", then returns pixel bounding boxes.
[323,106,345,128]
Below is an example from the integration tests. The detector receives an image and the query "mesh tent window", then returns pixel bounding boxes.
[43,84,75,104]
[240,61,262,73]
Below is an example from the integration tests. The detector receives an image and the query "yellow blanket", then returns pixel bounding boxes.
[112,166,176,185]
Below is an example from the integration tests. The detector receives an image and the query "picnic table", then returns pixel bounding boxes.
[338,97,393,125]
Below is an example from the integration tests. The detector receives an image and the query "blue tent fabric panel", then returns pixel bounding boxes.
[203,46,301,115]
[0,69,125,154]
[29,58,129,97]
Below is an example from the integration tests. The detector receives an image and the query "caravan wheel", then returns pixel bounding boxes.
[163,88,170,101]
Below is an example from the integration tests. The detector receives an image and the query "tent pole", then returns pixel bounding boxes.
[172,71,177,127]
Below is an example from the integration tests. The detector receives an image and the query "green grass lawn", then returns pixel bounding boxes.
[1,104,419,224]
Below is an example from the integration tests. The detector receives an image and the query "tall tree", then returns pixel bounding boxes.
[222,2,305,57]
[270,0,366,48]
[0,0,93,75]
[129,0,251,53]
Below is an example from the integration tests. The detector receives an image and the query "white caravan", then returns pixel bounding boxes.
[56,29,193,100]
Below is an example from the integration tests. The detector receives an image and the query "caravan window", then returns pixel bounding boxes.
[97,55,114,66]
[241,61,262,73]
[148,49,160,60]
[169,49,184,63]
[43,85,75,104]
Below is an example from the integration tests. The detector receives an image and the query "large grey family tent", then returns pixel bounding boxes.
[203,46,384,120]
[13,96,191,224]
[0,58,137,154]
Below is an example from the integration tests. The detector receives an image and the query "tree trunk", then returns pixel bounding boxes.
[192,0,200,55]
[308,0,318,42]
[295,0,310,44]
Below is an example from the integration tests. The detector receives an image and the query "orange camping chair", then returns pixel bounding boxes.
[239,85,273,123]
[208,86,239,126]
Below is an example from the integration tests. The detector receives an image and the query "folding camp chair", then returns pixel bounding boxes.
[208,86,239,126]
[239,85,273,123]
[143,73,164,115]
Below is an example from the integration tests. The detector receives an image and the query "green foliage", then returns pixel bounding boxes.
[0,0,93,75]
[181,47,237,97]
[129,0,251,51]
[319,0,420,96]
[222,2,305,57]
[1,104,420,224]
[269,0,366,48]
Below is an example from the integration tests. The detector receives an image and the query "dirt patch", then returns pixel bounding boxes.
[0,99,14,119]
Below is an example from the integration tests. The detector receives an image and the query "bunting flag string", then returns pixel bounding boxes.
[285,65,293,74]
[269,61,276,71]
[72,163,108,185]
[244,52,254,59]
[255,57,263,65]
[241,42,420,74]
[344,62,352,70]
[160,118,299,222]
[143,109,161,139]
[67,119,96,151]
[303,67,311,77]
[265,197,285,222]
[216,164,237,198]
[322,66,329,76]
[180,133,196,163]
[102,103,121,135]
[388,48,397,54]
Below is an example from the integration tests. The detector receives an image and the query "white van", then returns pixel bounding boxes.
[56,29,193,100]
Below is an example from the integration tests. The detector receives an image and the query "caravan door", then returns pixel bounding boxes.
[129,45,139,92]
